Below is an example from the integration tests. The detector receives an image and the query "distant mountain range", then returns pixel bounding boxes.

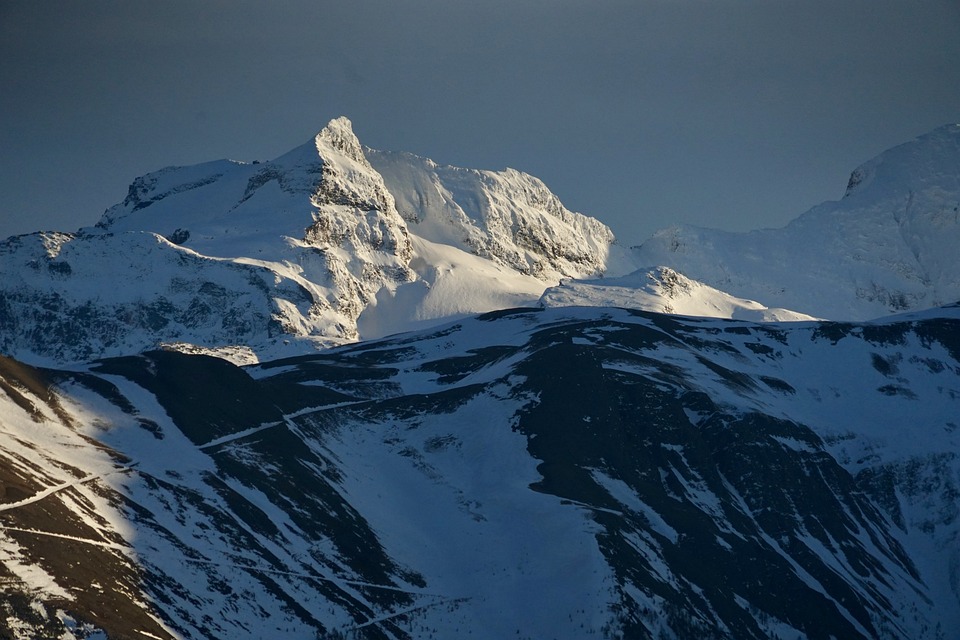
[630,124,960,320]
[0,120,958,639]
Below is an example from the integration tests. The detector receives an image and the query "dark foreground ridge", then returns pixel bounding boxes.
[1,305,958,639]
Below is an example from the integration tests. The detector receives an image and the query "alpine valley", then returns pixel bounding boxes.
[0,119,958,639]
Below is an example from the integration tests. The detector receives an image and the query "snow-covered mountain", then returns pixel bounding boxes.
[2,120,960,639]
[632,124,960,320]
[1,304,958,639]
[0,117,617,366]
[3,119,959,367]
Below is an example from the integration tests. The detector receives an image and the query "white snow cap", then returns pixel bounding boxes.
[845,123,960,198]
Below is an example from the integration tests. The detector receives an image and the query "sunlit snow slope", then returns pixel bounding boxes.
[540,266,818,322]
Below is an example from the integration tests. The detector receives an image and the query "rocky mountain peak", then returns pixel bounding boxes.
[0,116,623,364]
[6,120,957,366]
[314,116,367,165]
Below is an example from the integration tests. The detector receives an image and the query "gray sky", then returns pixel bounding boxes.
[2,1,959,246]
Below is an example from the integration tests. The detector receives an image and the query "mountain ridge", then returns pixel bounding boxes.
[3,119,959,367]
[1,118,959,638]
[0,118,616,366]
[1,303,958,638]
[631,124,960,320]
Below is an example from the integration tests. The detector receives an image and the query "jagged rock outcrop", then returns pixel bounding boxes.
[367,148,617,281]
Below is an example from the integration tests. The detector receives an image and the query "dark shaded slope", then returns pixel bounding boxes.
[508,318,926,639]
[1,305,957,638]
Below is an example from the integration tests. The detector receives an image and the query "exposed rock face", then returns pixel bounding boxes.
[367,148,616,281]
[300,117,415,330]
